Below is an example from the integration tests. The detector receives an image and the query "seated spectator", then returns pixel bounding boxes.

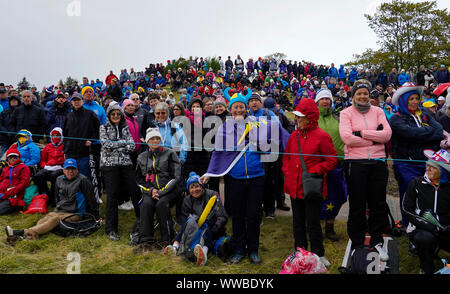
[32,128,65,207]
[403,149,450,274]
[133,128,182,254]
[13,129,41,169]
[5,158,99,243]
[162,172,231,265]
[0,146,30,215]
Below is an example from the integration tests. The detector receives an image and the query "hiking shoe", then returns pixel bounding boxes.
[408,242,418,257]
[5,226,23,246]
[325,223,340,242]
[108,231,120,242]
[319,256,331,267]
[276,202,290,211]
[194,244,207,266]
[163,245,178,256]
[249,252,262,265]
[129,232,140,246]
[133,243,153,255]
[156,240,171,251]
[229,253,245,265]
[118,200,134,211]
[374,243,389,261]
[265,211,275,219]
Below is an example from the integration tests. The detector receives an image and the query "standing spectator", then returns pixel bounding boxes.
[105,70,118,86]
[282,98,337,267]
[235,54,244,72]
[0,88,9,111]
[106,78,122,102]
[119,69,130,86]
[389,68,398,86]
[437,65,450,84]
[349,67,358,86]
[398,69,410,86]
[218,56,225,73]
[339,79,392,260]
[338,65,347,83]
[328,63,339,79]
[200,90,288,265]
[315,90,347,242]
[46,93,71,131]
[377,68,388,89]
[129,68,138,86]
[0,95,20,155]
[389,83,444,226]
[100,102,139,241]
[62,93,100,178]
[424,70,435,88]
[225,56,233,72]
[416,65,426,86]
[9,90,46,143]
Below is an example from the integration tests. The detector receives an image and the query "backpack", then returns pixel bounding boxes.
[52,213,102,237]
[23,185,39,208]
[347,246,377,274]
[179,215,207,262]
[22,194,48,214]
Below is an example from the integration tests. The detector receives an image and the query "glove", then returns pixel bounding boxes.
[442,226,450,234]
[352,131,362,137]
[376,124,383,131]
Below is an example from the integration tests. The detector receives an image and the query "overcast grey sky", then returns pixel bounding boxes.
[1,0,449,89]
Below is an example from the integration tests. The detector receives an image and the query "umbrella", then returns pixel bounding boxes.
[433,83,450,96]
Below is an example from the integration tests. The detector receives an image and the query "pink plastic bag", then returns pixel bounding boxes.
[280,247,328,274]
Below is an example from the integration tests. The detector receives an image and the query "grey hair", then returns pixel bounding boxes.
[154,102,169,113]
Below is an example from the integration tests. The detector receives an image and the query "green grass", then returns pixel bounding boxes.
[1,203,449,274]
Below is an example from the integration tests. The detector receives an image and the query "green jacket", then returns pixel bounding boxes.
[318,106,344,163]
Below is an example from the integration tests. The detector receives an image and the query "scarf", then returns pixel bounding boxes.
[353,101,371,114]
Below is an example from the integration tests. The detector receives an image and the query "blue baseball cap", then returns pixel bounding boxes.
[63,158,78,169]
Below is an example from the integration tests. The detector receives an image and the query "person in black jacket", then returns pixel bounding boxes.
[162,172,230,265]
[46,93,71,132]
[62,93,100,178]
[390,84,444,227]
[9,90,46,143]
[0,96,21,156]
[106,78,122,102]
[134,128,182,254]
[402,149,450,274]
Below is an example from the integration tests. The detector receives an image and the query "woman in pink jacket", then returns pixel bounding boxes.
[339,79,392,261]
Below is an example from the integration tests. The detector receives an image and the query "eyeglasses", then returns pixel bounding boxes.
[155,112,167,115]
[174,108,181,111]
[131,98,140,101]
[110,112,122,117]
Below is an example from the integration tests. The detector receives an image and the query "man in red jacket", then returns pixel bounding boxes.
[0,146,30,215]
[32,128,65,206]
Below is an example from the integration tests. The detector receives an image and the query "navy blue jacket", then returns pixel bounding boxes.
[389,111,444,162]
